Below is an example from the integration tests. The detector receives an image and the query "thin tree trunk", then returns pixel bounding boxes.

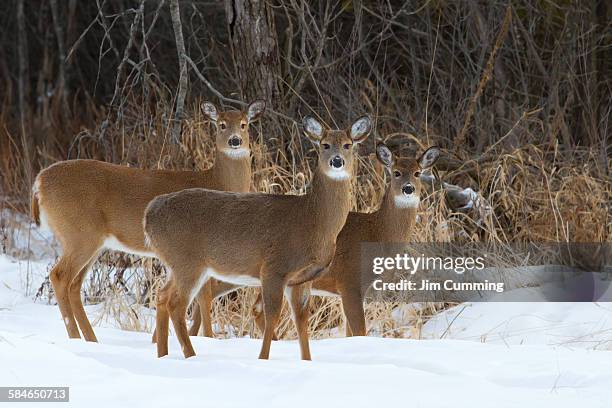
[469,1,514,152]
[17,0,28,123]
[50,0,71,119]
[16,0,32,190]
[453,5,512,152]
[169,0,188,144]
[225,0,281,109]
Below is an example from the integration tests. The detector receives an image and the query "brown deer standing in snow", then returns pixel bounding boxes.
[143,115,372,360]
[190,144,440,338]
[31,100,265,342]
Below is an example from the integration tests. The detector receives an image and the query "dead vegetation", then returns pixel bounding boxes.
[0,1,610,339]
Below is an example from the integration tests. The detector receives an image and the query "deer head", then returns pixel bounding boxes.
[376,144,440,208]
[303,115,372,180]
[201,99,266,159]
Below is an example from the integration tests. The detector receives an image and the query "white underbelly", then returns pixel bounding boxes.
[190,270,211,303]
[103,235,156,258]
[311,289,339,297]
[207,269,261,287]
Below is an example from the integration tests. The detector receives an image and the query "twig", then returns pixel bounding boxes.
[440,304,467,339]
[108,0,144,111]
[425,12,441,146]
[355,0,402,116]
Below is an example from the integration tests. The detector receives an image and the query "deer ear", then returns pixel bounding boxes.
[246,99,266,122]
[376,144,394,168]
[201,102,218,122]
[303,116,324,143]
[418,146,440,169]
[350,116,372,144]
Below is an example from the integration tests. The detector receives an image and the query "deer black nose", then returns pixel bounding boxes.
[228,136,242,148]
[402,184,415,195]
[330,155,344,169]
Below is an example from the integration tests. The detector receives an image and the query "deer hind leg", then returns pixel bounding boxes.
[340,289,366,336]
[258,271,285,360]
[188,302,201,337]
[167,272,208,358]
[49,257,80,339]
[168,291,195,358]
[190,280,242,337]
[286,283,312,360]
[68,249,102,342]
[345,320,353,337]
[251,291,265,337]
[155,281,173,357]
[151,327,157,344]
[159,278,207,342]
[189,280,214,337]
[50,242,101,340]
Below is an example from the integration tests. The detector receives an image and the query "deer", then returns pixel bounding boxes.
[30,99,266,342]
[143,115,372,360]
[189,144,440,338]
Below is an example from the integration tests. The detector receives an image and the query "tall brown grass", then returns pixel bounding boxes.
[1,93,609,340]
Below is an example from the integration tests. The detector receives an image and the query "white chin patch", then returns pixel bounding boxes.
[394,194,420,208]
[325,169,350,180]
[222,148,250,159]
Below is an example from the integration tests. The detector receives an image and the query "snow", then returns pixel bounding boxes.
[0,209,58,260]
[1,255,612,407]
[423,301,612,349]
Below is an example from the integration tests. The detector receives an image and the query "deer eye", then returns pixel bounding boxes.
[220,122,227,130]
[241,123,247,130]
[393,170,402,178]
[322,143,331,150]
[343,143,351,150]
[414,171,421,177]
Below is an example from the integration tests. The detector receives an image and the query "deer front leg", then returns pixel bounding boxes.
[258,271,285,360]
[189,281,214,337]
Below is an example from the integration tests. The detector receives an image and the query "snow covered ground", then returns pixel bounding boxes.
[423,301,612,349]
[1,255,612,407]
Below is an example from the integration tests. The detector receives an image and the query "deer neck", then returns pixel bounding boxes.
[305,167,353,240]
[210,150,252,192]
[374,189,418,242]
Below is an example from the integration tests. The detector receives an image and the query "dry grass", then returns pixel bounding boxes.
[1,95,610,340]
